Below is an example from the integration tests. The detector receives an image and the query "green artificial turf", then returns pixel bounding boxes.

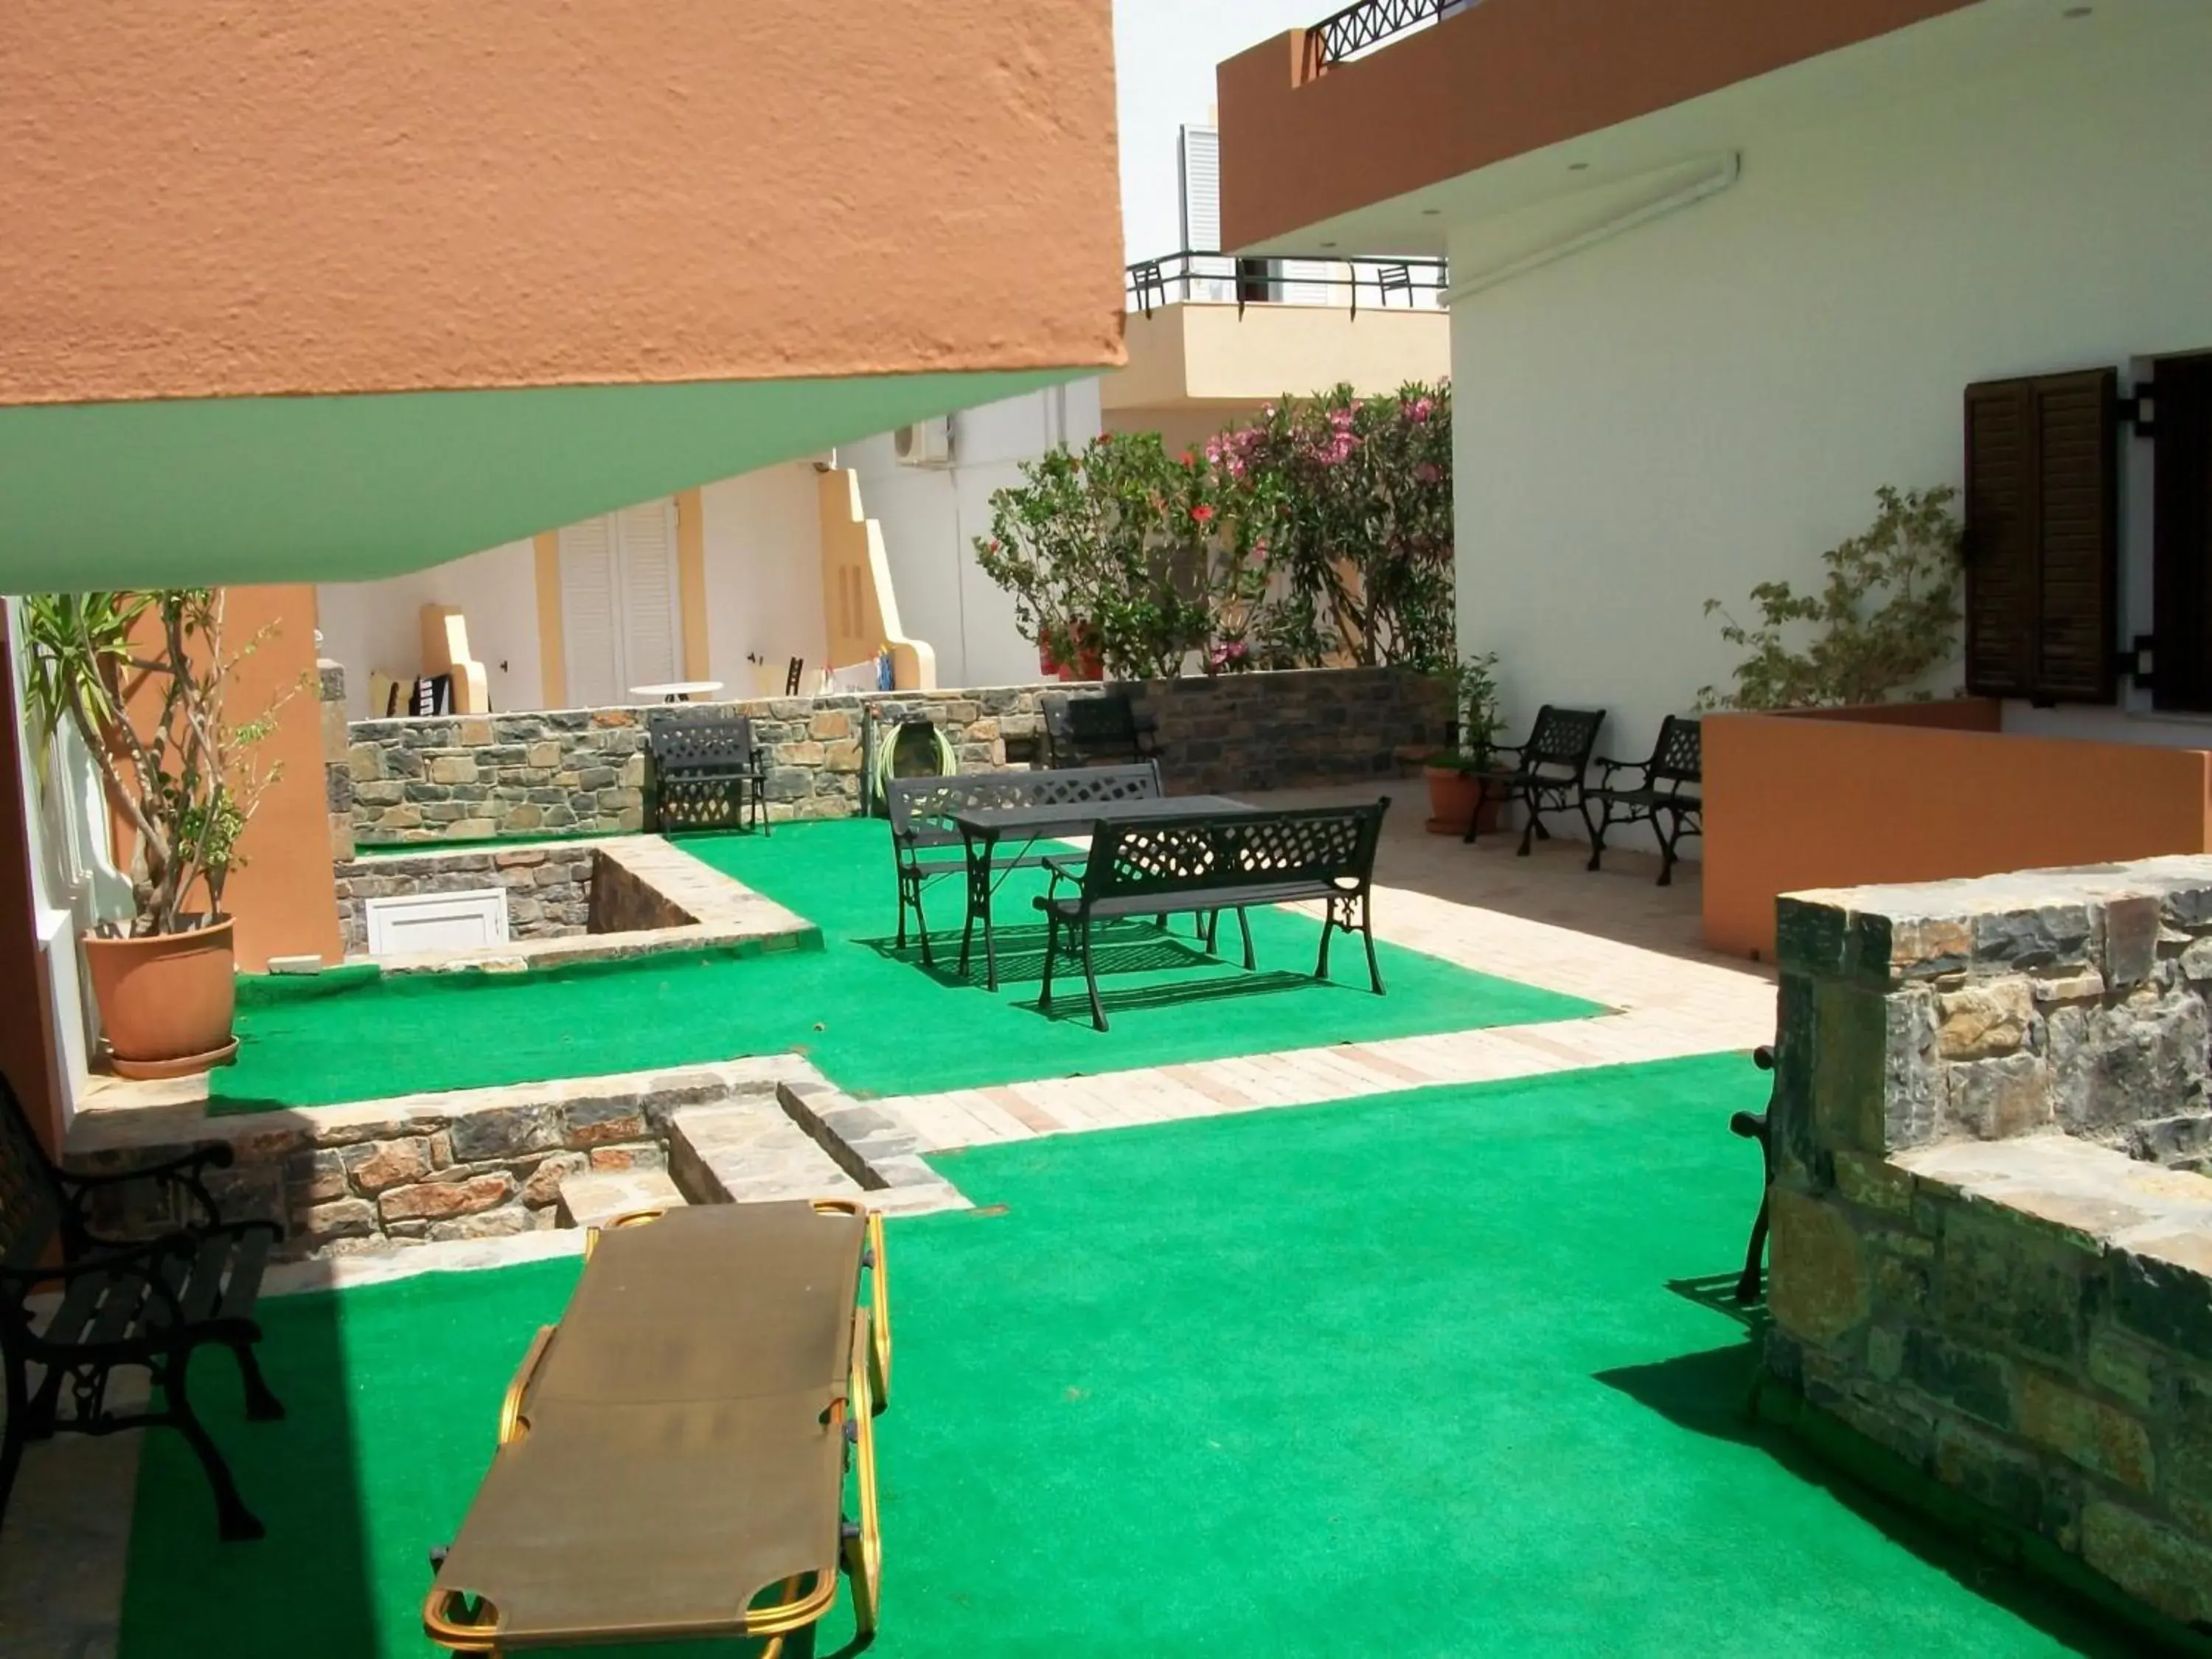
[125,1056,2121,1657]
[208,820,1598,1111]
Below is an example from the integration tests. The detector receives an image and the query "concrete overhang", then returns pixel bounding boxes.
[0,0,1124,591]
[1102,302,1447,414]
[1217,0,2182,258]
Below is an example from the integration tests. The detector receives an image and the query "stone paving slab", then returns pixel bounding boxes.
[556,1167,689,1228]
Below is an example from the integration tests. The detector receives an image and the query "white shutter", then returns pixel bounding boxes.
[1178,125,1220,251]
[613,500,681,692]
[558,515,621,709]
[1178,124,1237,303]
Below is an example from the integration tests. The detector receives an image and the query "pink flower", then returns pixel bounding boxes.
[1409,396,1436,422]
[1413,462,1441,484]
[1191,504,1215,526]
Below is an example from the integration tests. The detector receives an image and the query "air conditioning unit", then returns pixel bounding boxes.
[893,417,954,467]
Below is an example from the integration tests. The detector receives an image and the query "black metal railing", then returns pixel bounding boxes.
[1124,251,1448,319]
[1304,0,1478,75]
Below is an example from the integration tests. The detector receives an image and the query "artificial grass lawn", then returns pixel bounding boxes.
[128,1055,2119,1657]
[209,819,1598,1110]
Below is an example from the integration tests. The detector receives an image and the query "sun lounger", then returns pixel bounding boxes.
[423,1199,890,1655]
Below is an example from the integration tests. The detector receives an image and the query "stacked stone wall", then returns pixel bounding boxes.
[332,844,597,955]
[1766,860,2212,1630]
[343,669,1447,846]
[1128,667,1449,796]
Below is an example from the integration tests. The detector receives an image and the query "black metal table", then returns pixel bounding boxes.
[950,795,1253,990]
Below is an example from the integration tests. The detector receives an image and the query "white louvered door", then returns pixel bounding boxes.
[558,515,622,708]
[557,498,683,706]
[612,501,681,692]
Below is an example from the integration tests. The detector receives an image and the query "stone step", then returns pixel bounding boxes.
[554,1167,687,1229]
[668,1099,866,1206]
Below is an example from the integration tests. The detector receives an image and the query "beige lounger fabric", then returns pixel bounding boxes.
[432,1202,868,1647]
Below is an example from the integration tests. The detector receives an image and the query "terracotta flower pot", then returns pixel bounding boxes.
[1423,766,1505,835]
[83,919,240,1079]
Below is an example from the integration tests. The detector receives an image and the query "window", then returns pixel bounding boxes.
[1962,369,2118,705]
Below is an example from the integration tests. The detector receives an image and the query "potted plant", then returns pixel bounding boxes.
[22,590,292,1078]
[1418,652,1506,835]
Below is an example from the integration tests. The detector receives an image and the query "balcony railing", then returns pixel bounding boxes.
[1304,0,1478,74]
[1124,251,1448,319]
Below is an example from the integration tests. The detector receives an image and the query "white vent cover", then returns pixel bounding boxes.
[893,417,953,467]
[364,888,511,956]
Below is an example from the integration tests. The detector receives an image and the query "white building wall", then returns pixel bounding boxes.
[1449,18,2212,834]
[698,462,827,698]
[317,538,542,717]
[852,380,1103,688]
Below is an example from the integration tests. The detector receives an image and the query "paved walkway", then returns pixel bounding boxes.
[879,785,1775,1152]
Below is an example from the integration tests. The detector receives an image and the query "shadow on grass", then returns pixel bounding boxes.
[1596,1338,2159,1659]
[119,1290,379,1658]
[859,918,1233,990]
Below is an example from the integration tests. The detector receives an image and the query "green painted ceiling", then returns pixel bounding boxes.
[0,369,1071,593]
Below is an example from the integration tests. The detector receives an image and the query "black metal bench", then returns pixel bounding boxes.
[1043,691,1161,769]
[1582,714,1703,886]
[0,1076,284,1541]
[1461,705,1607,856]
[887,764,1161,963]
[1730,1046,1778,1304]
[1034,800,1390,1031]
[648,705,769,835]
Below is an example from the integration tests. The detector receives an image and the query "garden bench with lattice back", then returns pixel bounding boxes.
[1461,706,1607,857]
[423,1199,891,1658]
[0,1074,284,1542]
[1043,691,1161,769]
[1035,799,1390,1031]
[887,764,1161,964]
[648,705,770,835]
[1582,714,1703,886]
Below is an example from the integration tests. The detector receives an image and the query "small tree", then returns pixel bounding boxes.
[974,434,1267,679]
[1697,486,1964,711]
[1211,380,1455,671]
[22,589,294,933]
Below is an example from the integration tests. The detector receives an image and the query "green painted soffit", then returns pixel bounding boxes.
[0,369,1074,593]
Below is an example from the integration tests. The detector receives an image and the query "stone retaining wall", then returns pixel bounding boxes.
[344,688,1067,844]
[72,1062,790,1255]
[342,669,1447,846]
[1765,860,2212,1630]
[333,843,597,955]
[1126,667,1449,796]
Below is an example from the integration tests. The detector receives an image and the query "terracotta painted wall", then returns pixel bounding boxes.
[1217,0,1975,247]
[115,588,341,972]
[1,0,1123,406]
[219,588,343,971]
[0,624,65,1152]
[1704,706,2212,960]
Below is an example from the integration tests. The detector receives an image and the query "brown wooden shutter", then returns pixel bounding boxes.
[1962,368,2118,703]
[1964,380,2036,697]
[2152,355,2212,712]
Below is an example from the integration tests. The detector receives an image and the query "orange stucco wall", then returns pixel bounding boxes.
[1703,704,2212,960]
[218,588,344,972]
[1217,0,1975,248]
[0,625,65,1152]
[0,0,1124,406]
[116,588,341,972]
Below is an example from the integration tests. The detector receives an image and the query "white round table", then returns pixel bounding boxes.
[630,681,725,703]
